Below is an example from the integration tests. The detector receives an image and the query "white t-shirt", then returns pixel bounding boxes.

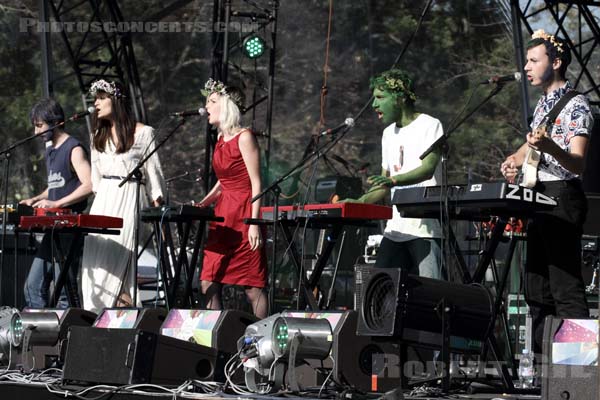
[381,113,443,242]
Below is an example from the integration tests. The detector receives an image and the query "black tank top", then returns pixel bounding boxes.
[45,136,87,213]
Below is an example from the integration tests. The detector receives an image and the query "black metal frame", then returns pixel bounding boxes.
[205,0,279,192]
[510,0,600,122]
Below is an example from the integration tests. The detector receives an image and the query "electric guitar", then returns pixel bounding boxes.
[520,124,548,188]
[520,90,579,188]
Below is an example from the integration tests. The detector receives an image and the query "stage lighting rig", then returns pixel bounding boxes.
[241,34,266,59]
[10,311,60,348]
[238,314,281,394]
[239,314,334,393]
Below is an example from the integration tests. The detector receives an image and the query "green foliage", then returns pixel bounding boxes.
[0,0,528,205]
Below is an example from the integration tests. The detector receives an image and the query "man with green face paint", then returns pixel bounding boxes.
[342,69,443,278]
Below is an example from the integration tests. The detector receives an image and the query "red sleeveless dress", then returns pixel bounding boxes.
[201,132,267,287]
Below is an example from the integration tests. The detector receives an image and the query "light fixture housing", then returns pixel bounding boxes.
[272,317,332,360]
[0,307,18,363]
[10,311,60,348]
[241,34,266,59]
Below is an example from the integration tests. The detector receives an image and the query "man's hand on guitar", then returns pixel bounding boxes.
[527,130,557,154]
[500,156,518,184]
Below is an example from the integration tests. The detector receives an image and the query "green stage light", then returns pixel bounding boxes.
[242,35,265,59]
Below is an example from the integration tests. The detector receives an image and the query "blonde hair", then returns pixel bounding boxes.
[218,94,242,134]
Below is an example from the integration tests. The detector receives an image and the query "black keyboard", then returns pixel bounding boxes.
[140,204,217,222]
[392,182,557,220]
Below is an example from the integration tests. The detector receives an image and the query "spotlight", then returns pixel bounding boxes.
[272,317,332,360]
[9,309,96,371]
[10,311,60,348]
[238,314,282,394]
[0,307,18,363]
[242,34,265,59]
[239,315,335,393]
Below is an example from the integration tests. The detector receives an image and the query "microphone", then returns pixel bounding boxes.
[480,72,522,85]
[319,117,355,136]
[37,106,95,140]
[67,106,96,121]
[170,107,207,118]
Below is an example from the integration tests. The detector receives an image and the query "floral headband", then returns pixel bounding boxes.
[89,79,125,97]
[370,70,417,103]
[201,78,244,108]
[531,29,564,54]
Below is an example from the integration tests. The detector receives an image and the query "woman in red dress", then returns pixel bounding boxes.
[196,79,267,318]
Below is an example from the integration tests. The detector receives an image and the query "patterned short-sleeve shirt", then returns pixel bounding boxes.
[530,81,593,181]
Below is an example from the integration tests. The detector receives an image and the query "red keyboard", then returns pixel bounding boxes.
[19,214,123,230]
[260,203,392,220]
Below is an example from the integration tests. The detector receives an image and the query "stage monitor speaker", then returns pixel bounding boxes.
[160,309,256,354]
[541,316,598,400]
[62,326,222,386]
[315,176,362,203]
[280,310,401,393]
[93,307,166,333]
[354,266,493,340]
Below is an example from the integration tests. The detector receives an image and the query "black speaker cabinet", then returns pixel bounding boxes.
[62,326,224,386]
[0,232,37,308]
[314,176,362,203]
[354,266,493,340]
[541,316,598,400]
[584,194,600,236]
[280,310,401,393]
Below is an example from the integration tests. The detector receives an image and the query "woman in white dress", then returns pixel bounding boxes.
[81,79,165,313]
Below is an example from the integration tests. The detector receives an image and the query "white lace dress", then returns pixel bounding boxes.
[81,125,165,313]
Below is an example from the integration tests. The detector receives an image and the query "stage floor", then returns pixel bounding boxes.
[0,380,541,400]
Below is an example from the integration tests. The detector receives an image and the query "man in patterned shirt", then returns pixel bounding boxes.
[501,30,593,357]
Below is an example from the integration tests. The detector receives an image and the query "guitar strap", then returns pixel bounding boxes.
[538,89,580,131]
[519,90,580,187]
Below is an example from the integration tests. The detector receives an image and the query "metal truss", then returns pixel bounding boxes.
[39,0,152,123]
[510,0,600,110]
[204,0,279,191]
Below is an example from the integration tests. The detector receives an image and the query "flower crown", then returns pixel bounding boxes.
[201,78,244,108]
[370,70,417,103]
[89,79,125,97]
[531,29,564,54]
[383,77,417,102]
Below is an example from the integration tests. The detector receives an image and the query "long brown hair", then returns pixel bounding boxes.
[91,82,136,153]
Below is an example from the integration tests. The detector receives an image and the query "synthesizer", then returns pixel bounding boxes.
[392,182,557,220]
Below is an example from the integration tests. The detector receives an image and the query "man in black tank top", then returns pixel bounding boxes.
[20,98,93,308]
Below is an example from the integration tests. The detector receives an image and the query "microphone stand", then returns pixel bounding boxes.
[420,84,506,279]
[250,124,354,312]
[0,122,64,304]
[119,117,187,308]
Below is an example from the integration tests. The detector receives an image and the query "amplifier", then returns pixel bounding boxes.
[314,176,362,203]
[62,326,224,386]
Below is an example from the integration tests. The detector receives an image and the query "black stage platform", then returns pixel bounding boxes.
[0,380,541,400]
